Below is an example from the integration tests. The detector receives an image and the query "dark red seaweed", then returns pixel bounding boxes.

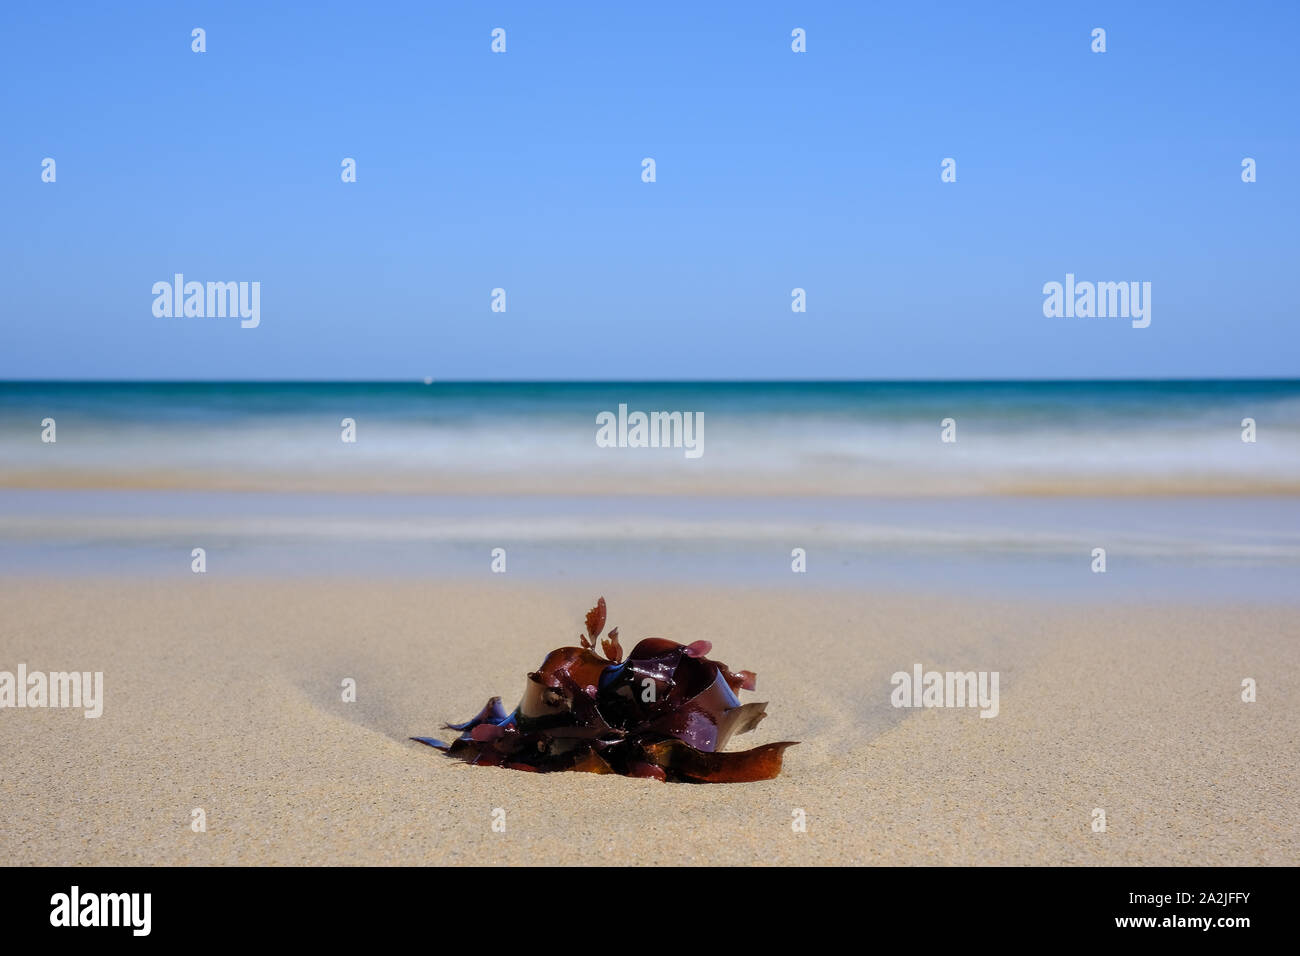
[412,597,797,782]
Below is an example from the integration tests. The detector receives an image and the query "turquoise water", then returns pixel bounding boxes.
[1,380,1297,492]
[4,379,1298,423]
[1,381,1297,600]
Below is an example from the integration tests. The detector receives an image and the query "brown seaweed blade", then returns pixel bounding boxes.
[642,739,797,783]
[580,597,607,649]
[601,626,623,663]
[568,748,616,774]
[413,598,798,782]
[443,696,509,731]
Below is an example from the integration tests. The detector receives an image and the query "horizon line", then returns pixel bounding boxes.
[2,377,1299,386]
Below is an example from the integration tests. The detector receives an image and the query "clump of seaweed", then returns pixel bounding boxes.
[412,598,796,782]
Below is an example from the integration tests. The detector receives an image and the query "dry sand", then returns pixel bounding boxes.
[1,579,1295,865]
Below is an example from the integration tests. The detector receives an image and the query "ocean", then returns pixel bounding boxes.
[1,380,1297,599]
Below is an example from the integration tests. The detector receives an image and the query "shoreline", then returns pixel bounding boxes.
[3,489,1298,602]
[4,470,1300,498]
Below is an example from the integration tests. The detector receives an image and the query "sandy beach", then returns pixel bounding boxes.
[2,578,1294,866]
[5,0,1298,900]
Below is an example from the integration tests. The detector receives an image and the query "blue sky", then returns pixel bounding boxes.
[2,1,1296,380]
